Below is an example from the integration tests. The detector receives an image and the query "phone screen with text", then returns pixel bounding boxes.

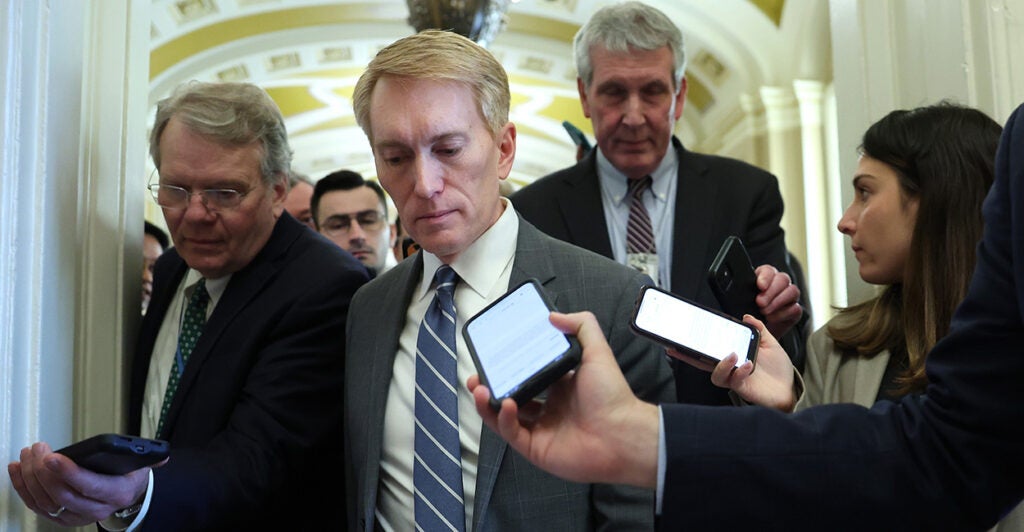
[465,282,571,400]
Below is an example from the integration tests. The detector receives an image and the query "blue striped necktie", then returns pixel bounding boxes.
[157,278,209,438]
[413,265,466,532]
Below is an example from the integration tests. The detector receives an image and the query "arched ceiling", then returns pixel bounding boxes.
[149,0,828,187]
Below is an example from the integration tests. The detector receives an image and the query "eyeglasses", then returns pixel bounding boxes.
[148,184,250,211]
[320,210,386,236]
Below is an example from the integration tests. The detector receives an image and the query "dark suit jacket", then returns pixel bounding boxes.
[345,217,675,531]
[129,213,369,530]
[659,104,1024,529]
[512,138,799,404]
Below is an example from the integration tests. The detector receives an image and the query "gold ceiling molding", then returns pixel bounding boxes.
[504,12,580,44]
[264,86,327,116]
[151,3,397,80]
[691,49,729,86]
[291,115,359,137]
[686,75,713,114]
[749,0,784,27]
[295,67,367,80]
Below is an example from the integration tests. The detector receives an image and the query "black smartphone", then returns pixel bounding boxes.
[561,120,592,151]
[56,434,169,475]
[707,236,763,321]
[631,285,759,367]
[463,279,579,410]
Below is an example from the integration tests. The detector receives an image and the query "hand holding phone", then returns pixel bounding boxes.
[707,236,763,321]
[56,434,169,475]
[464,279,579,410]
[631,285,759,367]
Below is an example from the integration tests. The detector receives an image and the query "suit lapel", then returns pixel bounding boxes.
[558,154,614,259]
[162,216,299,436]
[363,254,423,524]
[671,140,716,299]
[129,255,188,435]
[472,221,557,529]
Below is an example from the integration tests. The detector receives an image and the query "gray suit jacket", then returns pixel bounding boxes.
[795,319,890,411]
[345,217,675,531]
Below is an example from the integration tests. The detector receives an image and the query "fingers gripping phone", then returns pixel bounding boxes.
[708,236,764,321]
[464,279,579,410]
[631,285,759,367]
[56,434,169,475]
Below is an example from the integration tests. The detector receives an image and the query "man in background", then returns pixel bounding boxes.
[511,1,805,405]
[142,221,169,314]
[283,170,315,229]
[312,169,397,275]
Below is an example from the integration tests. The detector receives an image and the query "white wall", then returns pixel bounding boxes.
[0,1,149,530]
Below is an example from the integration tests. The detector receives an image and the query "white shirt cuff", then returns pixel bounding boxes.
[98,469,154,532]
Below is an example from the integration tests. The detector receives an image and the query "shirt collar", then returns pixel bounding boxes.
[184,268,230,307]
[416,197,519,302]
[596,144,678,205]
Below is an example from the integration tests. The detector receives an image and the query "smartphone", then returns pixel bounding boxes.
[631,285,759,367]
[463,279,578,410]
[561,120,592,152]
[56,434,169,475]
[707,236,763,321]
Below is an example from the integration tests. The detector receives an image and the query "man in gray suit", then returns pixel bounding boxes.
[344,30,675,531]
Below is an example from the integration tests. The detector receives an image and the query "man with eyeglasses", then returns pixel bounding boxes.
[8,81,369,531]
[312,169,398,275]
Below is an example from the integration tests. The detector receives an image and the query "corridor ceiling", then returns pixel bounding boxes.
[149,0,829,187]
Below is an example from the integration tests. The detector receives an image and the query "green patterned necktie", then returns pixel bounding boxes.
[156,278,209,438]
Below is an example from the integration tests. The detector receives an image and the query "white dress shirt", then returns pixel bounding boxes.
[377,199,519,532]
[596,147,679,288]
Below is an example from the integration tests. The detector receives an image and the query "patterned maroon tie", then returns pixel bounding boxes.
[627,176,656,254]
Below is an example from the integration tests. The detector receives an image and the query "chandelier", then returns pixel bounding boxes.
[406,0,513,47]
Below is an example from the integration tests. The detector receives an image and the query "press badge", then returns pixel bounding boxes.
[627,252,660,286]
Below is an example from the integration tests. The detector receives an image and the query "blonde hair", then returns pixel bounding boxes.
[352,30,510,143]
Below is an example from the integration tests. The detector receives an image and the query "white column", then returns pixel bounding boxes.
[0,1,149,530]
[793,79,831,329]
[1,1,84,529]
[738,93,768,169]
[75,0,151,442]
[758,86,806,274]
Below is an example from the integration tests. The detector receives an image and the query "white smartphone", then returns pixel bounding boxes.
[631,285,759,367]
[463,279,578,410]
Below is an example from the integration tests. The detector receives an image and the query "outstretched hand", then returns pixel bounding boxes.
[8,441,163,526]
[468,311,660,489]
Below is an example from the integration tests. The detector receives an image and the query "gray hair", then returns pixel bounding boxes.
[574,1,686,90]
[288,171,314,190]
[149,81,292,186]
